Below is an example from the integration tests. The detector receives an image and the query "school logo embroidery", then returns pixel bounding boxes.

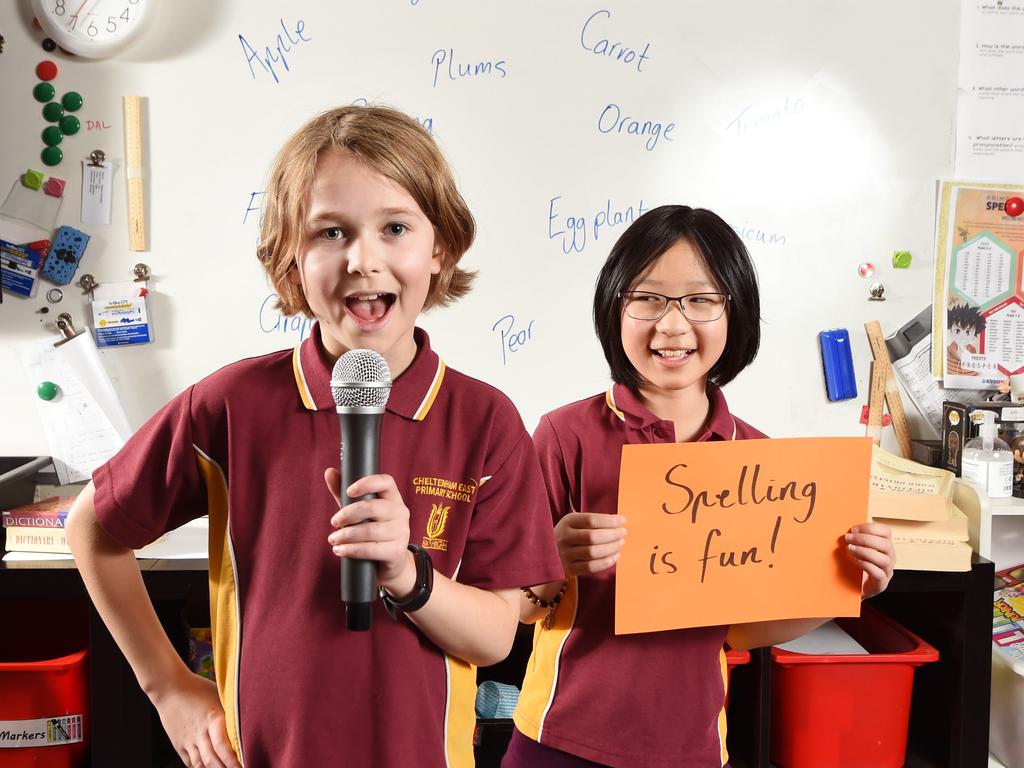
[412,475,478,503]
[427,504,450,539]
[423,504,451,551]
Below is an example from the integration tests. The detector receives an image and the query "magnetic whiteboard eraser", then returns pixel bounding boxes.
[819,328,857,401]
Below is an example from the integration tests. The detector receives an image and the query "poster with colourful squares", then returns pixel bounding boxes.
[932,181,1024,389]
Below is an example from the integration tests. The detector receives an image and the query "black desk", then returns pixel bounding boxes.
[1,555,995,768]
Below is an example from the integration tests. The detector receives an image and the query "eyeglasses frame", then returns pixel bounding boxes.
[617,290,731,323]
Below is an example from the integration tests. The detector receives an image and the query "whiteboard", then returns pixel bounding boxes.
[0,0,959,458]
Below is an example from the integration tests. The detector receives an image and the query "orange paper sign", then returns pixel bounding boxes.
[614,437,872,635]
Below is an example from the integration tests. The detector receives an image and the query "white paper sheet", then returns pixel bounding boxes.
[775,620,869,655]
[14,334,130,484]
[80,160,113,225]
[956,2,1024,180]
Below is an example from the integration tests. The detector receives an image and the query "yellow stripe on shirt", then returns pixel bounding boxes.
[292,345,316,411]
[605,387,625,422]
[445,654,477,768]
[718,647,729,767]
[414,359,446,421]
[512,576,578,742]
[194,446,245,766]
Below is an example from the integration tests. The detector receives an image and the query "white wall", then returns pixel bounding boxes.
[0,0,959,457]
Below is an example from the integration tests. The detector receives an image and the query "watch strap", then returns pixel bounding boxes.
[381,544,434,619]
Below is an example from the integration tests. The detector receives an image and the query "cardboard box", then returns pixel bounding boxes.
[941,401,1024,499]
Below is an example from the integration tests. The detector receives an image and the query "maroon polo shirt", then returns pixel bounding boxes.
[93,326,562,768]
[514,383,767,768]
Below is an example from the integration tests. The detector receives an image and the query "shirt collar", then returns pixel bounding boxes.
[293,324,446,421]
[607,382,737,440]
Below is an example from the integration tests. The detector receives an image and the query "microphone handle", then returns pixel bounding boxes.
[338,410,383,631]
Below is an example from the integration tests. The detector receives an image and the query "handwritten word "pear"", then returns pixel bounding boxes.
[492,314,535,365]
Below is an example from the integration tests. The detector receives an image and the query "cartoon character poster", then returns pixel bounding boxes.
[933,181,1024,389]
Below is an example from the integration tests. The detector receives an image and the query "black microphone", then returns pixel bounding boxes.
[330,349,392,631]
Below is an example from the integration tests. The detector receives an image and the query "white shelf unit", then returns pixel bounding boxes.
[966,490,1024,572]
[957,481,1024,571]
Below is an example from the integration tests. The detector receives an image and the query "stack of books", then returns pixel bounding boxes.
[994,564,1024,662]
[3,497,196,561]
[868,447,972,572]
[2,496,76,554]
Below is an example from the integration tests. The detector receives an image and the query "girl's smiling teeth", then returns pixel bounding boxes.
[654,348,694,359]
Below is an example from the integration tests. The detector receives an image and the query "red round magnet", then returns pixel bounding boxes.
[36,60,58,81]
[1006,197,1024,218]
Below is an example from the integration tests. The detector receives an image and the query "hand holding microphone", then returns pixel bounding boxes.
[328,349,402,631]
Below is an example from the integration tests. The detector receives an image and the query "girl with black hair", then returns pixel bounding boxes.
[505,205,894,768]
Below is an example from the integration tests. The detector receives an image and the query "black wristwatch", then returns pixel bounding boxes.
[380,544,434,620]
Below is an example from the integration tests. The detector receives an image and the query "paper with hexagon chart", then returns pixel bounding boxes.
[932,180,1024,388]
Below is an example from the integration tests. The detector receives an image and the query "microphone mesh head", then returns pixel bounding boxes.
[330,349,392,409]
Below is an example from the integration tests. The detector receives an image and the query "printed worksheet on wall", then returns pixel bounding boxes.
[956,1,1024,180]
[932,181,1024,389]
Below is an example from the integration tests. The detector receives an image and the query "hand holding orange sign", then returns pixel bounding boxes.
[614,437,872,635]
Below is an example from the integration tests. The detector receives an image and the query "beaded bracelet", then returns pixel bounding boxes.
[522,581,568,629]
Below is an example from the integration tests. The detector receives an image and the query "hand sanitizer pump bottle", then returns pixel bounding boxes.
[962,411,1013,498]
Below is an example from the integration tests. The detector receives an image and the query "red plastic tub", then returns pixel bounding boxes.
[0,599,89,768]
[770,604,938,768]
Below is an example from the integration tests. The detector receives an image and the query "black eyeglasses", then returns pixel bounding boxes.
[618,290,730,323]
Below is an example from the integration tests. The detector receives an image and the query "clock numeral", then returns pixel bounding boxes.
[128,0,140,4]
[107,16,117,33]
[68,13,78,30]
[120,8,130,22]
[53,0,66,16]
[87,21,98,36]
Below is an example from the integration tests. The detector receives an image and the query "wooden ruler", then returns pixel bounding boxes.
[123,95,147,251]
[866,361,886,446]
[864,320,913,457]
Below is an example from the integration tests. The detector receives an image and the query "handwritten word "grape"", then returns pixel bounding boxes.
[598,104,674,151]
[259,294,314,340]
[492,314,535,365]
[239,18,312,84]
[548,195,648,254]
[432,49,507,87]
[580,10,651,73]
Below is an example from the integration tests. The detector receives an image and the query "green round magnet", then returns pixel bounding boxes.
[37,381,59,401]
[42,125,63,146]
[33,82,55,102]
[42,101,64,122]
[59,115,81,135]
[62,91,83,112]
[41,145,63,166]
